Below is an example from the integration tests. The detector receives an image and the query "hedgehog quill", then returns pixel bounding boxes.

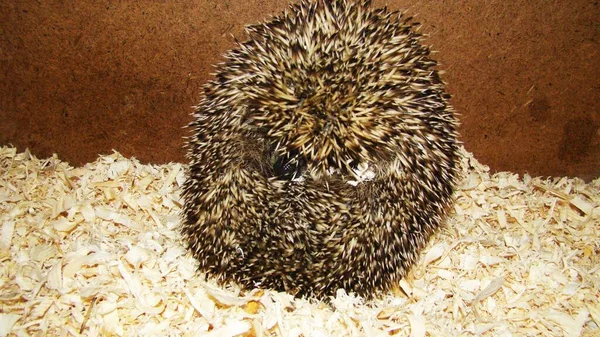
[182,0,460,299]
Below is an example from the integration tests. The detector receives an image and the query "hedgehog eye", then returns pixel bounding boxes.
[273,156,306,180]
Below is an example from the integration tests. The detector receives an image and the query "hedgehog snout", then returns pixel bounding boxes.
[273,154,307,180]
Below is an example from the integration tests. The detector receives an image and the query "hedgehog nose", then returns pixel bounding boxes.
[273,156,306,180]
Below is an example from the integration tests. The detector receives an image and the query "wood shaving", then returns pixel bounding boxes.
[0,145,598,336]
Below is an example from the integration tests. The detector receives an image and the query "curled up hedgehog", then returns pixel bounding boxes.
[182,0,460,300]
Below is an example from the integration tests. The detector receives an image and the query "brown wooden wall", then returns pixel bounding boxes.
[1,1,598,180]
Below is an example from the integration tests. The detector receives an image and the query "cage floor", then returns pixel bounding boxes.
[1,145,598,337]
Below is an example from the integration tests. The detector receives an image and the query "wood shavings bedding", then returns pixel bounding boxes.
[0,145,598,337]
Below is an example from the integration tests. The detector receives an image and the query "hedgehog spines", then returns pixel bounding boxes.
[182,0,459,300]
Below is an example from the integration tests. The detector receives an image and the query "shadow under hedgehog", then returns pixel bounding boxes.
[182,0,460,300]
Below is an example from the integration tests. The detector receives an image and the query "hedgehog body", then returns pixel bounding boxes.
[182,0,460,299]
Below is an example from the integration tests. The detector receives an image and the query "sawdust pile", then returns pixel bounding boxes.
[0,145,598,336]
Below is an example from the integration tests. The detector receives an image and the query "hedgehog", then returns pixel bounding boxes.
[181,0,460,300]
